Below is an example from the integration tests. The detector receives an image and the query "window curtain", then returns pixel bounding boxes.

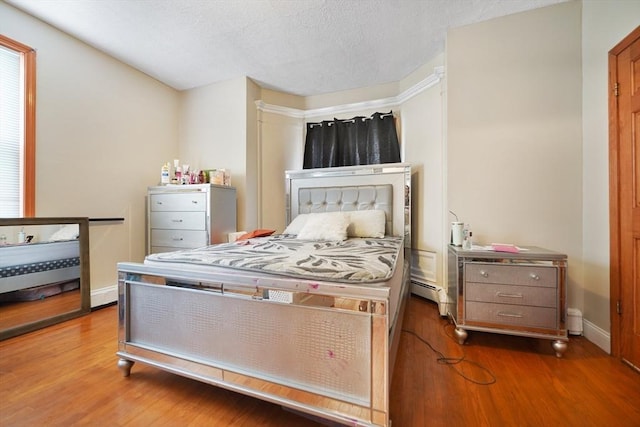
[303,111,400,169]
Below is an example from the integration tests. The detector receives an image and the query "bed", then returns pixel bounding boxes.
[116,163,412,427]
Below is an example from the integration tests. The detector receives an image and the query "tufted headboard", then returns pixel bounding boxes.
[297,185,393,236]
[285,163,411,238]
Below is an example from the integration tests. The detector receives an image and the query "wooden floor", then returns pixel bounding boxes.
[1,295,639,426]
[0,288,80,331]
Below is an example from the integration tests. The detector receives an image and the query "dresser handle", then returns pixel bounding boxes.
[156,201,163,205]
[496,292,523,299]
[497,312,523,319]
[171,237,184,241]
[191,200,199,204]
[530,273,540,280]
[171,219,183,223]
[480,270,489,278]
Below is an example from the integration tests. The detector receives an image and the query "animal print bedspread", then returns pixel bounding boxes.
[144,234,403,284]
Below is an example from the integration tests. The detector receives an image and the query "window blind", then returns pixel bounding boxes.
[0,45,23,217]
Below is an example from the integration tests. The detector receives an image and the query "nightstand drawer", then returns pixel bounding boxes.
[150,229,208,248]
[150,193,207,212]
[466,301,557,329]
[150,211,206,230]
[466,282,557,308]
[465,263,557,288]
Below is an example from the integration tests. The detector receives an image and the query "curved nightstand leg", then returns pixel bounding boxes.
[551,340,568,358]
[454,328,468,345]
[118,358,135,377]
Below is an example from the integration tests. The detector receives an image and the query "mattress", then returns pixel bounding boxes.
[145,234,403,284]
[0,240,81,294]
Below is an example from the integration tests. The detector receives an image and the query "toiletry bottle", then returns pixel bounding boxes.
[18,228,25,244]
[161,163,170,185]
[462,224,472,250]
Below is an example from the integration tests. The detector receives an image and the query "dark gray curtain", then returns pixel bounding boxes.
[303,111,400,169]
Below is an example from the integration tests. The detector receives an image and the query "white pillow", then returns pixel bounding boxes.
[283,214,309,235]
[49,224,79,241]
[296,212,349,241]
[346,210,386,238]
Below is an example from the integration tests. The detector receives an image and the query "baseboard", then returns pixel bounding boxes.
[583,318,611,354]
[91,284,118,308]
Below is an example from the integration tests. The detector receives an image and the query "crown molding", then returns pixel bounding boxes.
[256,66,445,119]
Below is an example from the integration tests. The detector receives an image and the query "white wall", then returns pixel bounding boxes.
[179,76,255,231]
[1,2,180,305]
[447,1,583,309]
[257,109,304,232]
[401,55,446,286]
[581,1,640,337]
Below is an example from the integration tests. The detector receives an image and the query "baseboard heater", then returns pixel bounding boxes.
[410,279,447,316]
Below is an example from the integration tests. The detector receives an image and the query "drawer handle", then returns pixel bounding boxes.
[530,273,540,281]
[496,292,523,299]
[171,219,183,223]
[171,237,184,241]
[497,312,523,319]
[479,270,489,278]
[156,201,163,205]
[191,200,199,204]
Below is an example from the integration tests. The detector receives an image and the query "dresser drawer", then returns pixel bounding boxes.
[150,229,208,248]
[466,282,557,308]
[465,263,557,288]
[150,211,206,230]
[466,301,557,329]
[150,193,207,212]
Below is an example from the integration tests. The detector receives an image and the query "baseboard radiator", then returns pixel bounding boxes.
[410,279,448,316]
[409,249,447,316]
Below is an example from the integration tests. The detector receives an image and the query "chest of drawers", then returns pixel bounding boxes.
[447,245,568,357]
[147,184,236,254]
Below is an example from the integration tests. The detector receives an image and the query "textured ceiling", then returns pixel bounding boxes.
[6,0,566,96]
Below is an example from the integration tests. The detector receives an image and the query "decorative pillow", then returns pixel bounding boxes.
[283,214,309,235]
[346,210,386,238]
[296,212,349,241]
[236,229,276,241]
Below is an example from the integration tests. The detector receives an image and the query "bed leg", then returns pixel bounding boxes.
[117,358,134,377]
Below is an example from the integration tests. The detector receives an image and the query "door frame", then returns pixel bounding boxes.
[609,25,640,358]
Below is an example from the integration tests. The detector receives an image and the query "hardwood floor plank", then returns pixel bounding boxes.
[1,296,639,426]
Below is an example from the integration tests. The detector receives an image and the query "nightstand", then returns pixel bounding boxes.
[447,245,568,357]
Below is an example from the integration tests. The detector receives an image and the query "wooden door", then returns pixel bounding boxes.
[610,26,640,371]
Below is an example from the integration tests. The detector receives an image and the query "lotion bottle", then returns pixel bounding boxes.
[161,163,170,185]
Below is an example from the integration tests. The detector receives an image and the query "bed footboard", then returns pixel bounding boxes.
[117,264,404,426]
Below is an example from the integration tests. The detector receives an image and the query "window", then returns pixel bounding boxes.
[0,35,35,217]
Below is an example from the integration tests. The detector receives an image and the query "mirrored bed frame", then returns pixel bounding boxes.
[116,163,411,426]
